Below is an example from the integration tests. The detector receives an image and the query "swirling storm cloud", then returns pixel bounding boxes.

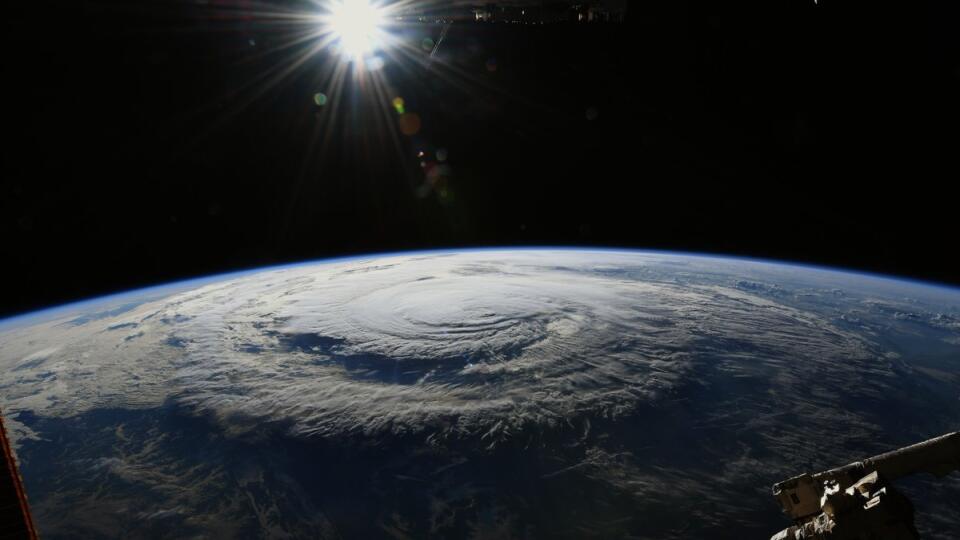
[1,250,959,538]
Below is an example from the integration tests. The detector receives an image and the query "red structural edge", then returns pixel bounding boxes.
[0,409,39,540]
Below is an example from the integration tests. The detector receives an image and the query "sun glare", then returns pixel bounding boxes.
[327,0,388,60]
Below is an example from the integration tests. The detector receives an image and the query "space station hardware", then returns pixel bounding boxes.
[770,431,960,539]
[0,409,39,539]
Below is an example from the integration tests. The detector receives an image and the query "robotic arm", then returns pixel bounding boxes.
[771,431,960,539]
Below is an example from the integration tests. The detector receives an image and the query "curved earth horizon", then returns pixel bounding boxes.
[1,249,958,538]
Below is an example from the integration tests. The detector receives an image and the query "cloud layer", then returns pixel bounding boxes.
[3,250,960,538]
[8,252,884,444]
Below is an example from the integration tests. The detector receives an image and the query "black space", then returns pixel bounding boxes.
[2,0,959,318]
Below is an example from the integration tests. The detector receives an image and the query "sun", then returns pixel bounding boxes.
[327,0,389,60]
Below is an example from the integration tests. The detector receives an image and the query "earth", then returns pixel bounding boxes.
[1,249,959,539]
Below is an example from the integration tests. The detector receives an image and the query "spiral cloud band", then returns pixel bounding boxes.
[4,250,960,538]
[0,251,878,446]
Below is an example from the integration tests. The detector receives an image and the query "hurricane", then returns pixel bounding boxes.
[2,250,959,538]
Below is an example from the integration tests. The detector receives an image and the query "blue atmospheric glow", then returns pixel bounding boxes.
[3,247,958,327]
